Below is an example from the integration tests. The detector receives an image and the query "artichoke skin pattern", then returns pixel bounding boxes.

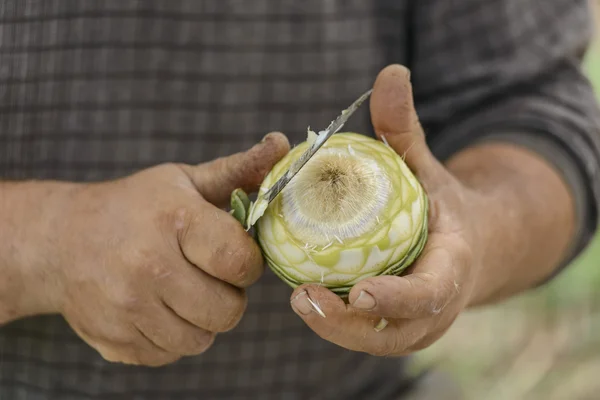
[252,132,428,295]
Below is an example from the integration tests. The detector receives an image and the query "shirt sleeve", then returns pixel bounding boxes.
[409,0,600,274]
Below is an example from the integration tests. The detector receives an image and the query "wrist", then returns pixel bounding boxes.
[0,180,79,323]
[445,142,576,306]
[461,189,514,307]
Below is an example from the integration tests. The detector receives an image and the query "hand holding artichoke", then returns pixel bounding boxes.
[230,64,483,357]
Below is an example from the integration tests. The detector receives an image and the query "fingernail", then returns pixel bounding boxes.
[353,290,376,310]
[291,291,312,315]
[260,132,276,143]
[374,318,389,332]
[291,290,326,318]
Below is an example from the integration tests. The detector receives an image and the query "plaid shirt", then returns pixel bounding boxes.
[1,1,599,399]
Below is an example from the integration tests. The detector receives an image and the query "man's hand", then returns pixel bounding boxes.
[0,133,290,366]
[289,64,576,356]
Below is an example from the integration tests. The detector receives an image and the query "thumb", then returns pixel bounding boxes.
[370,64,446,186]
[188,132,290,207]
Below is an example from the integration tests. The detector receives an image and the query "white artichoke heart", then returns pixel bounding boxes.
[247,132,428,295]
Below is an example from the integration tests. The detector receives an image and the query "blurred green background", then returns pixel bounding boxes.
[411,3,600,399]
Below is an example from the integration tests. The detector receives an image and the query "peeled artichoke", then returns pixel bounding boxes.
[231,132,428,296]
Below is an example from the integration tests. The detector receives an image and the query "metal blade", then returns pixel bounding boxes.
[261,88,373,204]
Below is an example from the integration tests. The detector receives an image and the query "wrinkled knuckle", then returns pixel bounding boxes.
[112,288,142,314]
[169,207,191,235]
[148,262,173,282]
[133,254,172,282]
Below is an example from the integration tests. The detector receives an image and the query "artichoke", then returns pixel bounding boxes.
[231,132,428,296]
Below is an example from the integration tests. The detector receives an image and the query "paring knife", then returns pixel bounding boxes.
[261,88,373,205]
[242,88,373,229]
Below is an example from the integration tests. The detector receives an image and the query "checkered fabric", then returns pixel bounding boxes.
[1,1,599,399]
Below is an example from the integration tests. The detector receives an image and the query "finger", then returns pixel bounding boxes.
[185,131,290,207]
[347,237,470,319]
[290,285,430,356]
[370,64,447,186]
[96,340,181,367]
[68,320,181,367]
[159,261,248,333]
[133,301,216,356]
[179,201,264,288]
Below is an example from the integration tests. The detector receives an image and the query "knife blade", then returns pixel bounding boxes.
[261,88,373,205]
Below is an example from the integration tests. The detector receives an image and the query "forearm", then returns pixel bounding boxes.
[0,181,74,323]
[445,141,577,306]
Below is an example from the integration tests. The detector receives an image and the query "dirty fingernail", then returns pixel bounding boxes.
[291,291,312,315]
[291,290,326,318]
[353,290,377,310]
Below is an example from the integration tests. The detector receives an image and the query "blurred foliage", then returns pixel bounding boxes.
[411,8,600,400]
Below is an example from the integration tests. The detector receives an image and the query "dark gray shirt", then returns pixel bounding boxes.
[1,1,599,399]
